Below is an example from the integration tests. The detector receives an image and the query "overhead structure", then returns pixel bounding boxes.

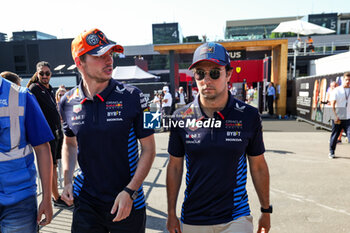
[273,19,335,79]
[154,39,289,116]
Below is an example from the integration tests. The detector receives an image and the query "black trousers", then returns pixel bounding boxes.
[329,119,350,154]
[267,95,274,115]
[72,197,146,233]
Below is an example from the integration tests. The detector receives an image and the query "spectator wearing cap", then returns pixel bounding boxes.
[59,28,155,232]
[162,86,172,130]
[166,42,271,233]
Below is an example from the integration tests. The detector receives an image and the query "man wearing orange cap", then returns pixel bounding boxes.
[59,28,155,232]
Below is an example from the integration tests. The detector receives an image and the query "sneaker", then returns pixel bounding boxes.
[53,196,74,209]
[328,153,335,159]
[337,140,342,144]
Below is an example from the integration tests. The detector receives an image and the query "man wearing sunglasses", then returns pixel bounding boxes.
[27,62,70,209]
[59,28,155,233]
[166,42,271,233]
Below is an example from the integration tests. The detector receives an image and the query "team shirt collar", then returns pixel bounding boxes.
[78,78,119,104]
[190,91,235,120]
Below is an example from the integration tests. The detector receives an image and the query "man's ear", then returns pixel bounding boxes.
[226,69,233,80]
[75,57,81,68]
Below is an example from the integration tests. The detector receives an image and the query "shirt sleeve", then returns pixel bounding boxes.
[58,96,75,137]
[246,112,265,156]
[134,90,154,139]
[167,115,185,157]
[25,90,54,146]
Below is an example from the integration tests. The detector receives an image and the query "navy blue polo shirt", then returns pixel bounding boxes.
[168,93,265,225]
[59,78,153,210]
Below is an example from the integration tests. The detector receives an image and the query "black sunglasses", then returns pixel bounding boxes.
[194,69,223,80]
[39,71,51,76]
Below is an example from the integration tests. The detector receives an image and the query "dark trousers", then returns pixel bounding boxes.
[329,119,350,154]
[267,95,274,115]
[72,197,146,233]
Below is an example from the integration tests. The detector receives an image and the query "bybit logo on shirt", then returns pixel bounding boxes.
[227,131,241,137]
[107,111,121,117]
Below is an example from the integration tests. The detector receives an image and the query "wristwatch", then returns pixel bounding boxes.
[123,187,139,200]
[261,205,273,213]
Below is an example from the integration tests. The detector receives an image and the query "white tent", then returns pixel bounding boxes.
[112,66,158,82]
[272,19,335,36]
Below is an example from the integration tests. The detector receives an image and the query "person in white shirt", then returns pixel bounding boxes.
[329,72,350,159]
[152,90,162,112]
[162,86,172,113]
[175,86,187,109]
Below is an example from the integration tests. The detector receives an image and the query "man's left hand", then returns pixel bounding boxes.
[110,191,133,222]
[257,213,270,233]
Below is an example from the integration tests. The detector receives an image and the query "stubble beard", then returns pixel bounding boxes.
[84,66,111,84]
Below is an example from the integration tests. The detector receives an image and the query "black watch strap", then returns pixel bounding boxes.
[123,187,138,200]
[261,205,273,213]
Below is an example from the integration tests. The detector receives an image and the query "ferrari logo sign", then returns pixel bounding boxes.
[236,67,241,73]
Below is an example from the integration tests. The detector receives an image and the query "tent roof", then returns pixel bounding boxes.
[112,66,158,81]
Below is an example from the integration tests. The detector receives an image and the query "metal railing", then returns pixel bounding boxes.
[288,41,350,56]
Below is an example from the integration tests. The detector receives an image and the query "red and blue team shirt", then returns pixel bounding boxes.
[168,92,265,225]
[59,78,153,210]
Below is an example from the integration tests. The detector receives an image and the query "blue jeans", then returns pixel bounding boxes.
[0,195,37,233]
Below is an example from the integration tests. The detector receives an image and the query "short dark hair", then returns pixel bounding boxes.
[79,54,87,62]
[26,61,51,88]
[225,64,233,72]
[36,61,51,70]
[1,71,22,85]
[344,72,350,77]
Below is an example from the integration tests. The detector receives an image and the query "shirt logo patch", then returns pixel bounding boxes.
[143,111,161,129]
[107,111,121,117]
[67,89,80,103]
[115,86,125,94]
[73,104,82,114]
[106,101,123,109]
[225,120,243,129]
[71,115,85,121]
[0,99,8,106]
[234,103,246,112]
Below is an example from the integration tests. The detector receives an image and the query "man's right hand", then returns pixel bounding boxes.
[61,183,74,206]
[167,215,182,233]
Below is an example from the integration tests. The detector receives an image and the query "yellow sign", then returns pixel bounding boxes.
[236,67,241,73]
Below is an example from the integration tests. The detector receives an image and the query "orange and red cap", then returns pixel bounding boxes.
[71,28,124,60]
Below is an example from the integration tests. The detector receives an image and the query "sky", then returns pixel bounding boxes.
[2,0,350,46]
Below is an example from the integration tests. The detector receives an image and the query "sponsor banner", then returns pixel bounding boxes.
[295,73,344,128]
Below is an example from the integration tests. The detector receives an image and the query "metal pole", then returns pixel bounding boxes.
[293,50,297,78]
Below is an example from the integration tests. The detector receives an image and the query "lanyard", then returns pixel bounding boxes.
[345,87,350,108]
